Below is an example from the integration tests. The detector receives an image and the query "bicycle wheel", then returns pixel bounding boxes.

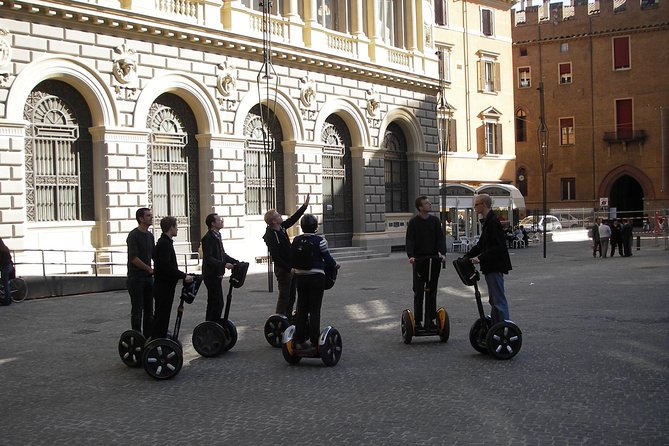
[11,278,28,303]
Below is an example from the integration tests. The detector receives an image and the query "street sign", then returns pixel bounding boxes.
[600,197,609,207]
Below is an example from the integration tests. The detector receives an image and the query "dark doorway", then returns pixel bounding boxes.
[610,175,644,225]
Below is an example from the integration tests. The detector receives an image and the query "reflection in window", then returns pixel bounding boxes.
[559,117,575,145]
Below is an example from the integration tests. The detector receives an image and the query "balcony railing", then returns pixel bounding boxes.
[603,130,647,144]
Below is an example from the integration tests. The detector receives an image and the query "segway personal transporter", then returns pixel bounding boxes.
[401,256,450,344]
[281,266,341,366]
[141,275,203,379]
[191,262,249,357]
[264,312,294,348]
[453,257,522,360]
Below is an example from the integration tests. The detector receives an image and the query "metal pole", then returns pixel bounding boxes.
[538,82,549,259]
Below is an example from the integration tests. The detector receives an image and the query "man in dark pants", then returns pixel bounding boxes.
[201,213,239,322]
[465,194,512,323]
[0,237,13,306]
[405,196,447,331]
[150,216,193,340]
[622,218,633,257]
[262,193,310,316]
[590,218,601,258]
[292,214,338,352]
[126,207,155,336]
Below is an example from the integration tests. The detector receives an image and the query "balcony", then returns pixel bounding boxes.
[603,130,647,144]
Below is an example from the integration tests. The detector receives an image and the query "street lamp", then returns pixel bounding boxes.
[537,82,549,259]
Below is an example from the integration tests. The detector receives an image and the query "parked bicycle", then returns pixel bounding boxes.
[0,276,28,303]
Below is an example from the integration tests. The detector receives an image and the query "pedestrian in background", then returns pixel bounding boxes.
[589,218,601,258]
[0,237,14,306]
[201,213,239,323]
[406,196,447,330]
[622,218,633,257]
[150,216,193,340]
[262,193,310,317]
[599,220,611,258]
[465,194,512,323]
[126,207,155,336]
[610,219,623,257]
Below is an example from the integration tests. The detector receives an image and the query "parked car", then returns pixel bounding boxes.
[558,214,583,228]
[519,215,563,232]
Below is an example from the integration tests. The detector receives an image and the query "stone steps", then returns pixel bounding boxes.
[328,247,388,262]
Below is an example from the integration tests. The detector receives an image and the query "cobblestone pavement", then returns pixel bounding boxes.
[1,238,667,445]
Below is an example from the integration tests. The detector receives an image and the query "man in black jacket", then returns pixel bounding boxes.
[465,194,512,323]
[201,213,239,322]
[150,216,193,340]
[262,193,310,316]
[405,196,447,330]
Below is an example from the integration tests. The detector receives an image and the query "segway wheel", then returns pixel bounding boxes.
[220,319,238,353]
[437,307,450,343]
[319,328,342,367]
[192,321,226,357]
[469,316,492,354]
[281,341,302,364]
[118,330,146,367]
[264,315,290,348]
[142,338,183,380]
[401,309,414,344]
[486,321,522,360]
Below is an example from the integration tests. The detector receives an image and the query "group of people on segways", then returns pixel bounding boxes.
[118,209,248,379]
[402,194,521,359]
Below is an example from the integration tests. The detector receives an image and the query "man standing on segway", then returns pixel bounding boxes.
[405,196,447,331]
[465,194,512,323]
[262,193,310,317]
[126,208,155,337]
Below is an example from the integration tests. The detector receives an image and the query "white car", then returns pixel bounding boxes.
[558,214,583,228]
[519,215,563,232]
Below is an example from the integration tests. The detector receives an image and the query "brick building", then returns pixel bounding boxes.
[512,0,669,222]
[0,0,515,273]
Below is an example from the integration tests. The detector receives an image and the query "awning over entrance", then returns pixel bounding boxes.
[440,183,476,208]
[476,184,526,210]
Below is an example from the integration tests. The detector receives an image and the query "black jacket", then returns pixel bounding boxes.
[201,230,238,278]
[405,214,446,258]
[262,203,308,269]
[153,234,186,286]
[466,210,512,275]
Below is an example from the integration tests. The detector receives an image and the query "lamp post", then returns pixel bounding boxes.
[537,82,549,259]
[436,50,451,230]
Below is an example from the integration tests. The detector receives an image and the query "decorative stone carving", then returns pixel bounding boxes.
[366,87,380,117]
[0,27,13,87]
[112,44,138,99]
[299,75,317,120]
[216,61,238,110]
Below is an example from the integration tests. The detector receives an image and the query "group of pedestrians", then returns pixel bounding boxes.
[589,218,634,258]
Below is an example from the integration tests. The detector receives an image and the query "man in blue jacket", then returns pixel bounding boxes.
[465,194,512,323]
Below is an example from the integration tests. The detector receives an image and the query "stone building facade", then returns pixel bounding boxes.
[512,0,669,220]
[0,0,515,273]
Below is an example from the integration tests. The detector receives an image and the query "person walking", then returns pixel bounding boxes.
[590,218,601,258]
[465,194,512,323]
[126,207,155,336]
[291,214,339,352]
[622,218,633,257]
[0,237,14,306]
[405,196,447,330]
[599,220,611,258]
[262,193,310,317]
[201,213,239,323]
[150,216,193,340]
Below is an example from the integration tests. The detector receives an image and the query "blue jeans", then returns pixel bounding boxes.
[484,272,509,323]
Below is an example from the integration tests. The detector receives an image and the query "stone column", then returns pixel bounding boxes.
[0,120,28,250]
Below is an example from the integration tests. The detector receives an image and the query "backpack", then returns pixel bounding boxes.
[291,235,315,270]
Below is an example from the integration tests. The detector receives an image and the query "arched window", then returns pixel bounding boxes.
[517,167,528,197]
[383,123,409,213]
[244,105,284,215]
[24,80,93,222]
[515,109,527,142]
[147,93,200,250]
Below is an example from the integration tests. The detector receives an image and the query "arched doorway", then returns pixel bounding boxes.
[147,93,200,253]
[321,115,353,247]
[610,175,644,223]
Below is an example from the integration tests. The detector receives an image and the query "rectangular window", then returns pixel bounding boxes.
[485,122,502,155]
[438,47,452,83]
[519,47,528,57]
[561,178,576,201]
[560,117,575,145]
[479,59,501,93]
[435,0,447,26]
[559,62,572,84]
[616,98,633,140]
[613,36,630,70]
[518,67,531,88]
[560,43,569,53]
[641,0,659,9]
[481,8,494,36]
[439,117,457,152]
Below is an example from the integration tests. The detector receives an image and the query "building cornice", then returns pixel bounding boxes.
[0,0,440,94]
[513,21,669,45]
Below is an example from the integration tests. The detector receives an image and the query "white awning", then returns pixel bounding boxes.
[476,184,526,210]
